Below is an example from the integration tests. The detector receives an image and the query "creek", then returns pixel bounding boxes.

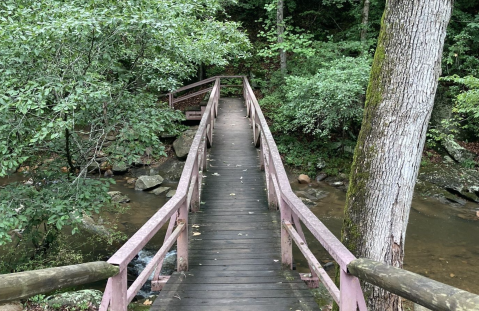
[2,170,478,299]
[290,181,479,295]
[110,174,479,297]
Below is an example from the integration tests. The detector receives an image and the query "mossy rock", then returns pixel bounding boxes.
[45,289,102,309]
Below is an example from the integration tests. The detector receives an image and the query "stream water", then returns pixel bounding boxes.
[2,171,478,298]
[290,181,479,295]
[113,175,479,296]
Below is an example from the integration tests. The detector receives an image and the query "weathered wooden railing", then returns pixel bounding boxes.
[99,78,221,310]
[242,77,479,311]
[0,261,118,303]
[168,75,243,109]
[4,76,478,310]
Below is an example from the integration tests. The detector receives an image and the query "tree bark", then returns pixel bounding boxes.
[342,1,453,310]
[360,0,370,43]
[277,0,286,75]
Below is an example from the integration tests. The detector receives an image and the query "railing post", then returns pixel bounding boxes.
[259,134,266,171]
[267,155,278,210]
[189,160,200,212]
[176,204,188,272]
[168,93,173,109]
[339,268,367,311]
[280,199,293,269]
[109,268,127,311]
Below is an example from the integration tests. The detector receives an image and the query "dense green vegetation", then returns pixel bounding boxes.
[0,0,249,271]
[221,0,479,175]
[2,0,479,277]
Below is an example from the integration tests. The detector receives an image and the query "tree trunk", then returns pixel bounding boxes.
[342,1,453,310]
[277,0,286,75]
[360,0,370,43]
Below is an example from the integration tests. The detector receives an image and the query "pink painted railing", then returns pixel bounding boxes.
[168,75,244,109]
[99,76,479,311]
[99,78,221,311]
[242,77,368,310]
[244,77,479,311]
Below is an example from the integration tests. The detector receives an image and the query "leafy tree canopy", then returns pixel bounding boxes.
[0,0,250,251]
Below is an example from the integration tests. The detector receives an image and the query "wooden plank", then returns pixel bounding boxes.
[189,253,280,260]
[152,305,313,311]
[152,297,318,306]
[187,248,280,255]
[152,97,319,311]
[160,282,309,291]
[159,289,312,299]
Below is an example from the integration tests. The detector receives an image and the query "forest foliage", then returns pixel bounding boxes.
[0,0,250,271]
[2,0,479,272]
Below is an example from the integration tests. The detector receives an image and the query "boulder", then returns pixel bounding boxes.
[298,174,311,184]
[108,191,130,203]
[416,163,479,207]
[126,177,137,185]
[151,187,171,196]
[307,188,328,200]
[299,197,315,206]
[45,289,102,308]
[166,190,176,198]
[316,173,328,182]
[442,137,475,163]
[173,129,197,159]
[81,215,110,237]
[135,175,164,191]
[112,161,129,173]
[295,191,319,202]
[104,169,113,177]
[158,158,185,182]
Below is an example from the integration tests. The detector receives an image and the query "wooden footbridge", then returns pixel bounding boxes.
[2,77,479,311]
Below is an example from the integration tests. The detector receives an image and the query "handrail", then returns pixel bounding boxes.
[100,78,221,310]
[243,76,479,310]
[0,261,118,303]
[168,75,244,108]
[348,258,479,311]
[242,77,367,310]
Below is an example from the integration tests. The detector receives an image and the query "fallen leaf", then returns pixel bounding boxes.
[476,211,479,217]
[249,212,254,214]
[450,273,455,278]
[240,176,243,179]
[274,259,279,262]
[230,193,236,196]
[201,201,206,205]
[212,172,220,176]
[143,299,152,305]
[193,232,201,236]
[192,224,200,228]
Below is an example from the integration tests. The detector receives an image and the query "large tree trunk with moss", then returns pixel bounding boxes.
[277,0,286,74]
[342,1,453,310]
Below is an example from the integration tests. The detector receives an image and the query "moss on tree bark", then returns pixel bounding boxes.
[341,1,453,310]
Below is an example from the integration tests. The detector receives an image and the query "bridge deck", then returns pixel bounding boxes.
[151,98,319,311]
